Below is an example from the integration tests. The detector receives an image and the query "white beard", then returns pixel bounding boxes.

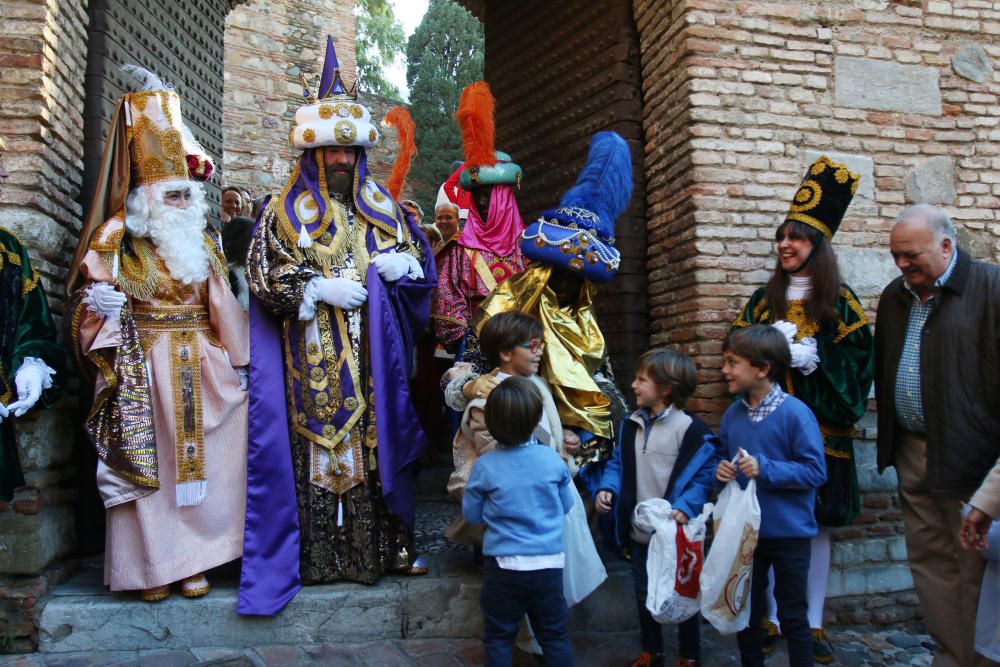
[148,204,210,284]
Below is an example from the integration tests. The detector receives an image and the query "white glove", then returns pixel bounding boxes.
[772,320,797,345]
[372,251,423,283]
[236,366,249,391]
[316,277,368,310]
[789,337,820,376]
[6,357,55,417]
[83,282,127,321]
[0,401,9,424]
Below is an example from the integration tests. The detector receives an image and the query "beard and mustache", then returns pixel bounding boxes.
[125,180,211,285]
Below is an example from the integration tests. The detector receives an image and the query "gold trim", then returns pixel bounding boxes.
[786,212,833,240]
[170,331,205,485]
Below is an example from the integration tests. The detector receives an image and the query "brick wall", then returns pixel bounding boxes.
[632,0,1000,625]
[0,0,88,651]
[222,0,356,198]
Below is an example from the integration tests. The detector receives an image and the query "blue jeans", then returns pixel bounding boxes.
[480,560,573,667]
[629,538,701,660]
[737,537,812,667]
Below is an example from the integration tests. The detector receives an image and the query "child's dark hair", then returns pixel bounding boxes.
[635,348,697,409]
[479,312,544,369]
[484,377,543,448]
[723,325,791,383]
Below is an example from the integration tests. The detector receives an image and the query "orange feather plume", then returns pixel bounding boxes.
[454,81,496,168]
[384,106,417,200]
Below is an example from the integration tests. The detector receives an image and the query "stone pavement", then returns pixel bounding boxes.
[0,626,937,666]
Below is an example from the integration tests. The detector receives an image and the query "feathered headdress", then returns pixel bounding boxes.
[383,106,417,201]
[519,131,633,283]
[453,81,522,191]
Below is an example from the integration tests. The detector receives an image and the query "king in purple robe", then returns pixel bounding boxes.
[239,37,435,615]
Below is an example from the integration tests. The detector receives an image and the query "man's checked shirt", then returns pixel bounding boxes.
[894,250,958,433]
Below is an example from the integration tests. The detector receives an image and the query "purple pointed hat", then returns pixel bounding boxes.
[290,36,381,151]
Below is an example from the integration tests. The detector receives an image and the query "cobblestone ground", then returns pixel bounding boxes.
[0,626,937,667]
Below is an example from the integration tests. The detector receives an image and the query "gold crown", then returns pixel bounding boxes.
[124,91,190,187]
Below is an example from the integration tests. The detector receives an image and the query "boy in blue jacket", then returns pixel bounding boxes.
[715,325,826,667]
[596,348,718,667]
[463,377,575,667]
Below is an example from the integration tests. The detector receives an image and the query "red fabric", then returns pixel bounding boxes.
[443,166,472,212]
[674,528,703,599]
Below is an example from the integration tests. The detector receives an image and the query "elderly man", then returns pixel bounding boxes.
[432,202,460,255]
[874,203,1000,667]
[66,69,248,602]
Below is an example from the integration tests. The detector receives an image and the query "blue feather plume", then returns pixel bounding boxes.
[558,132,633,236]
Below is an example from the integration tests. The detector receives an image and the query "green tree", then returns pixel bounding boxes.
[356,0,406,99]
[405,0,484,212]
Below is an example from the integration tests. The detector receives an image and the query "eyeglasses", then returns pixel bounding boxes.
[516,340,545,354]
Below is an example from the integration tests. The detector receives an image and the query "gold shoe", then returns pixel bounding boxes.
[139,585,170,602]
[180,573,210,598]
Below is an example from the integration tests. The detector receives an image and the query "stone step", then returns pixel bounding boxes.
[38,551,637,654]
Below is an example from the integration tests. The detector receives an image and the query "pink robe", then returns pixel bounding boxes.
[76,244,249,590]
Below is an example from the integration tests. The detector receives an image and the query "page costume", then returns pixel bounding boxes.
[431,82,526,353]
[0,229,60,500]
[66,74,248,594]
[731,156,873,527]
[239,38,434,615]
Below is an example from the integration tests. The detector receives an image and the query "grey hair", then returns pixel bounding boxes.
[893,203,956,242]
[400,199,423,218]
[435,202,459,216]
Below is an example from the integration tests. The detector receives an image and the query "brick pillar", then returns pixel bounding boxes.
[0,0,88,653]
[222,0,357,196]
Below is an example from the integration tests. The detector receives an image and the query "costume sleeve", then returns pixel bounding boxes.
[430,244,473,352]
[731,287,768,330]
[462,460,486,525]
[246,203,320,317]
[790,287,874,427]
[594,357,629,428]
[757,409,827,490]
[1,238,61,408]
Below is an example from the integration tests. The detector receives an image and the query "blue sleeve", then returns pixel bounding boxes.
[757,407,827,490]
[558,465,574,515]
[672,440,721,520]
[597,424,624,495]
[462,460,487,525]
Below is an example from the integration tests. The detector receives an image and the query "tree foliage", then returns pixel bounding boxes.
[405,0,484,212]
[356,0,406,99]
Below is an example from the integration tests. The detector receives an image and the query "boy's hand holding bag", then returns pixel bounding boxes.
[700,452,761,634]
[632,498,712,625]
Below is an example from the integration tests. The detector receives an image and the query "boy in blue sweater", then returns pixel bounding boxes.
[715,325,826,667]
[463,377,575,667]
[595,348,717,667]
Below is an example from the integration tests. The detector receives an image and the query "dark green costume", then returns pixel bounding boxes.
[732,286,874,525]
[0,228,61,500]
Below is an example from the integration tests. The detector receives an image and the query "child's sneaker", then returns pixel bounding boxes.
[761,618,781,655]
[812,627,835,665]
[629,652,664,667]
[674,659,697,667]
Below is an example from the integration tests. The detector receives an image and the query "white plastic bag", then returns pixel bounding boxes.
[699,477,760,634]
[633,498,712,624]
[562,482,607,606]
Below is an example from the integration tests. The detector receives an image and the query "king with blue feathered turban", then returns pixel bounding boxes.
[442,131,632,494]
[240,37,435,615]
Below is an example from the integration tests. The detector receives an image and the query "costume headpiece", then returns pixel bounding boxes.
[784,155,860,240]
[290,36,380,151]
[382,106,417,201]
[520,131,632,283]
[454,81,522,191]
[66,66,215,293]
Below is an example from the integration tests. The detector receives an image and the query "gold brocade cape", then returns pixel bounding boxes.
[473,265,612,439]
